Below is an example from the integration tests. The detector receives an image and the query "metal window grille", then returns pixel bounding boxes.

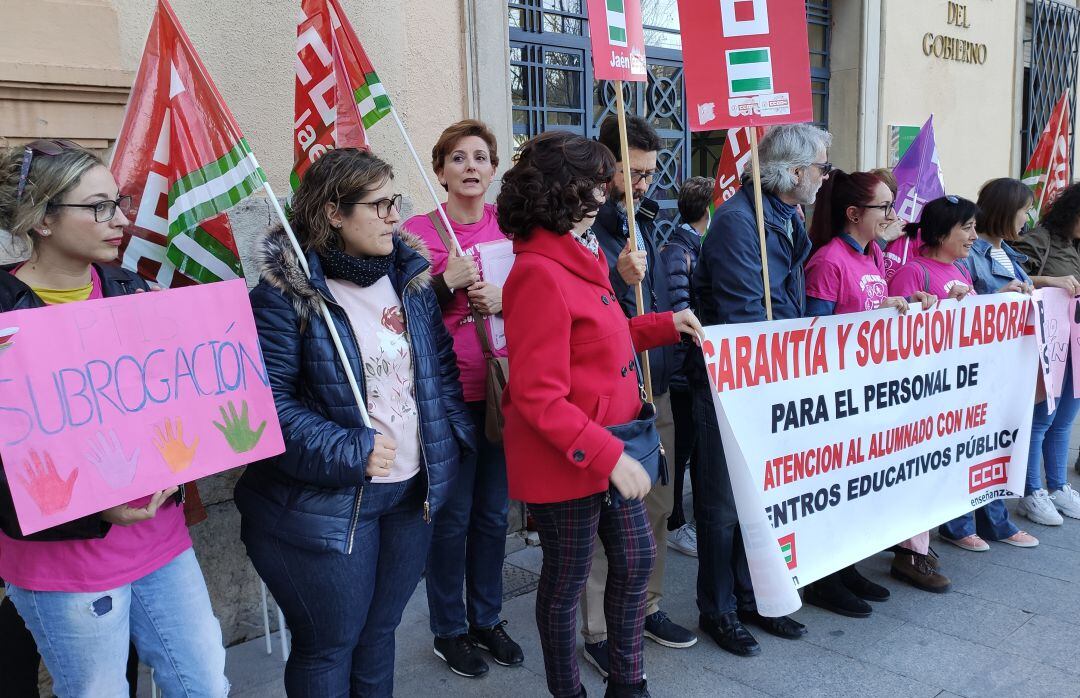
[1026,0,1080,168]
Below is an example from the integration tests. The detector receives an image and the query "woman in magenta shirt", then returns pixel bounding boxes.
[402,120,523,677]
[0,141,226,696]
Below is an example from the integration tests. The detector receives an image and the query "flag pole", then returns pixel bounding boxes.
[614,79,653,404]
[388,105,464,255]
[260,176,373,429]
[748,125,774,321]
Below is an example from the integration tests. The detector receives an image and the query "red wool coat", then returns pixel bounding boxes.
[502,226,679,503]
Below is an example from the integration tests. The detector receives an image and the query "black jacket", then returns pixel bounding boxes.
[591,198,675,396]
[234,226,475,554]
[661,223,702,391]
[0,263,166,541]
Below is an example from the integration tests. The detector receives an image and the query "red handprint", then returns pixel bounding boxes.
[15,450,78,516]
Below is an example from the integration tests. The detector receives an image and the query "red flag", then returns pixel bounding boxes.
[111,0,266,287]
[1023,92,1071,224]
[710,126,766,213]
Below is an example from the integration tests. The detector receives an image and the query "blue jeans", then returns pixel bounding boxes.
[1027,361,1080,495]
[243,476,432,698]
[5,548,227,698]
[426,402,509,637]
[940,499,1019,541]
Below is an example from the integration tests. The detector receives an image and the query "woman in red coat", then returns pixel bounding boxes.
[498,131,701,698]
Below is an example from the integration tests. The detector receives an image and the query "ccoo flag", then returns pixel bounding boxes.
[112,0,266,287]
[891,115,945,224]
[710,126,766,218]
[1022,92,1071,226]
[293,0,392,190]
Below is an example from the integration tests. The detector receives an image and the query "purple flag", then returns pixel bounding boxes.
[892,115,946,223]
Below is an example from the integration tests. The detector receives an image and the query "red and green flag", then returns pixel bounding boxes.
[293,0,392,190]
[1022,92,1071,226]
[111,0,266,287]
[709,126,765,219]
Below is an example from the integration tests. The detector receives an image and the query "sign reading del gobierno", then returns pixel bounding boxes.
[703,295,1038,616]
[0,279,284,535]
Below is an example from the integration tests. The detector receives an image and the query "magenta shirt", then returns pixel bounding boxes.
[888,255,976,299]
[883,233,924,281]
[805,236,889,314]
[0,267,191,592]
[404,203,506,403]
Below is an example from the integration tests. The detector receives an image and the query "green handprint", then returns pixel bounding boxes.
[212,400,267,454]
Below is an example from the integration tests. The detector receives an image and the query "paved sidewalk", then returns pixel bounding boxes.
[167,469,1080,698]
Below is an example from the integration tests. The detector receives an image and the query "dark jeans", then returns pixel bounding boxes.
[940,499,1019,541]
[242,476,432,698]
[426,401,509,637]
[667,387,697,531]
[692,387,755,617]
[529,493,655,698]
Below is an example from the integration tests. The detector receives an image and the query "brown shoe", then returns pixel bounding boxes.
[889,545,941,570]
[890,551,951,593]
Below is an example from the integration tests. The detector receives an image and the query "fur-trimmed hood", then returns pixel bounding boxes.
[258,223,432,324]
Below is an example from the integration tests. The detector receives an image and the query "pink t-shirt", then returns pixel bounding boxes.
[0,267,191,592]
[883,233,923,281]
[403,204,506,402]
[888,255,976,299]
[805,236,889,314]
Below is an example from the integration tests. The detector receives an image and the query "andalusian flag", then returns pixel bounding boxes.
[606,0,628,46]
[1022,92,1071,226]
[293,0,392,190]
[112,0,265,286]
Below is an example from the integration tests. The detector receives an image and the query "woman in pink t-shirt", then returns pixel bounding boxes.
[0,142,226,696]
[401,120,523,676]
[889,196,979,302]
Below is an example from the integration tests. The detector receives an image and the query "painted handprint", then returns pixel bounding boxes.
[213,400,267,454]
[15,450,78,516]
[153,418,199,473]
[85,430,140,489]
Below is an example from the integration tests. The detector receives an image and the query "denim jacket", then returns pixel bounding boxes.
[962,237,1031,295]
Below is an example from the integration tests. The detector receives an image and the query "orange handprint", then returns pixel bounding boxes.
[152,418,199,473]
[16,450,78,516]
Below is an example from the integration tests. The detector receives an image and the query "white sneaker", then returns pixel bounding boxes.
[1018,489,1064,526]
[667,522,697,557]
[1050,484,1080,519]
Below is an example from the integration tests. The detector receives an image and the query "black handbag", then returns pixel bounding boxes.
[604,360,668,508]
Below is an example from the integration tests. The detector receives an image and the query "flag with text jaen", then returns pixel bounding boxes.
[585,0,647,81]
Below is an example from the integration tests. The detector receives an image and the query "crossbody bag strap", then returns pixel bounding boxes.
[427,210,498,358]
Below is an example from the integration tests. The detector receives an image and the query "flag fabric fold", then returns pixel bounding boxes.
[111,0,266,287]
[710,126,766,217]
[892,115,945,224]
[1022,92,1071,225]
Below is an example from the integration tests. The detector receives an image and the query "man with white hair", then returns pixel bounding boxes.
[690,123,832,656]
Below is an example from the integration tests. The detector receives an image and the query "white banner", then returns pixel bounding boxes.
[702,295,1038,616]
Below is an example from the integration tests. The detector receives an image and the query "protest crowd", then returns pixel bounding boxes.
[1,3,1079,698]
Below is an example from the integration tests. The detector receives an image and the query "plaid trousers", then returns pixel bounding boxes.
[529,492,655,697]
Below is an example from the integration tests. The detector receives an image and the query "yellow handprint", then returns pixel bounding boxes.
[153,418,199,473]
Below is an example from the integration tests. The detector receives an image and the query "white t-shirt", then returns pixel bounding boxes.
[327,276,421,483]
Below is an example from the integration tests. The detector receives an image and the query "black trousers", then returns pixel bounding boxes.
[667,386,698,531]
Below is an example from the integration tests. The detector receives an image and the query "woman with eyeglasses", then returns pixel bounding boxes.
[235,147,474,697]
[801,169,938,616]
[0,140,228,696]
[402,120,525,678]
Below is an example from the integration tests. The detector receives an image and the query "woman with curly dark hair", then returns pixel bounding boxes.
[498,131,700,698]
[1012,183,1080,526]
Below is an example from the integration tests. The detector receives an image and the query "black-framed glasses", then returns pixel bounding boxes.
[629,169,656,185]
[861,201,896,214]
[15,139,81,201]
[49,195,133,223]
[343,193,402,219]
[809,162,834,175]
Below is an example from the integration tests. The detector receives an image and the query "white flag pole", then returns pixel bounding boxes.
[388,105,464,255]
[260,175,372,429]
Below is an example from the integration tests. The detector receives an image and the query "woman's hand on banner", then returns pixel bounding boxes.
[673,309,703,344]
[1047,275,1080,296]
[467,282,502,315]
[609,452,651,501]
[907,291,939,310]
[948,284,973,301]
[880,296,911,314]
[102,486,180,526]
[996,279,1033,295]
[445,248,480,290]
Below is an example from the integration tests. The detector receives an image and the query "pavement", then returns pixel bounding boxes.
[143,468,1080,698]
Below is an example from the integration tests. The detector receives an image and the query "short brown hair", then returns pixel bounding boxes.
[976,178,1033,241]
[677,176,715,224]
[431,120,500,177]
[598,114,661,162]
[870,168,898,195]
[289,148,393,255]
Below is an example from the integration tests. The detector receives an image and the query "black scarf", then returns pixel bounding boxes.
[319,245,396,287]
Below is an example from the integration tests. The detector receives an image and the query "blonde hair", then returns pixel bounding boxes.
[0,143,103,250]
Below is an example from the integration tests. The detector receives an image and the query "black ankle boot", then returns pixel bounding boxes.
[604,679,650,697]
[839,564,890,602]
[803,572,872,618]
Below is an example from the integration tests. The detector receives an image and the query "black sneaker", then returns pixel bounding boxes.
[583,640,609,678]
[604,678,651,697]
[469,620,524,667]
[643,610,698,648]
[433,634,489,678]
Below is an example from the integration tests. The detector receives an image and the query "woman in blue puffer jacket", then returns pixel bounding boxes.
[235,148,475,698]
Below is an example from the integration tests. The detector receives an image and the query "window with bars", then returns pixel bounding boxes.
[1024,0,1079,170]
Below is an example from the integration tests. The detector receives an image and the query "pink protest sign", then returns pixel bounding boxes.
[0,279,284,535]
[1032,288,1071,413]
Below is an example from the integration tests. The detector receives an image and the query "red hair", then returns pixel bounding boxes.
[808,169,884,250]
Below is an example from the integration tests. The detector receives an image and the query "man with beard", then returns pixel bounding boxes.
[579,114,698,679]
[691,124,833,656]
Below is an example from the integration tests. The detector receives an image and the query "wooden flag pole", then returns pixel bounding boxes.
[748,125,774,321]
[614,79,654,403]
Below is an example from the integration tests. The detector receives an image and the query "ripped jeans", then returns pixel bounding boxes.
[5,548,228,698]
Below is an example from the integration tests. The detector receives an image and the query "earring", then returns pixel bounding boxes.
[39,229,50,237]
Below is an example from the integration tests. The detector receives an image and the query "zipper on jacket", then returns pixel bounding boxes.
[346,485,364,555]
[396,295,433,523]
